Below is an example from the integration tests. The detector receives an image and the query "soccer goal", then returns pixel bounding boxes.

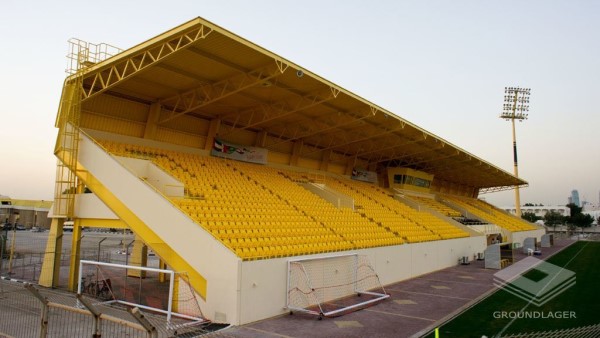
[286,253,389,319]
[78,260,207,328]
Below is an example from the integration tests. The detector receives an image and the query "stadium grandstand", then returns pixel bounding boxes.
[39,17,544,325]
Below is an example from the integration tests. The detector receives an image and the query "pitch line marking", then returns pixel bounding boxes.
[385,289,472,300]
[243,326,294,338]
[362,308,436,322]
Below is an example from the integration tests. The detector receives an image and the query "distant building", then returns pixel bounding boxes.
[503,205,570,218]
[0,195,52,229]
[582,200,595,210]
[570,189,581,207]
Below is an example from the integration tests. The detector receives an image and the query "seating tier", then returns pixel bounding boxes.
[99,140,470,259]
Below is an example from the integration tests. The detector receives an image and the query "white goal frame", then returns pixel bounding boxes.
[78,260,206,326]
[286,253,389,318]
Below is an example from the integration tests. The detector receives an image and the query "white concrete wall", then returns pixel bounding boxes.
[78,132,242,324]
[74,194,118,219]
[218,229,535,324]
[238,236,486,324]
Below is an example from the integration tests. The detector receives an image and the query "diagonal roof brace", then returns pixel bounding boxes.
[382,144,450,166]
[156,63,211,83]
[426,158,496,179]
[221,88,336,136]
[480,184,529,194]
[302,122,407,156]
[158,61,285,124]
[403,149,462,167]
[357,136,423,158]
[268,107,374,149]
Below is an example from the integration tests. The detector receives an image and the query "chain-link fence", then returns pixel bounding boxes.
[0,228,65,282]
[0,230,217,337]
[78,260,205,322]
[0,280,219,337]
[0,279,41,337]
[0,229,137,287]
[0,280,154,338]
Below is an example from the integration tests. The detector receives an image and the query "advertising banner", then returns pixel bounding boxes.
[211,139,268,164]
[351,168,378,183]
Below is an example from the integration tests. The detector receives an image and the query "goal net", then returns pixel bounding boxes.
[287,254,389,318]
[78,260,206,328]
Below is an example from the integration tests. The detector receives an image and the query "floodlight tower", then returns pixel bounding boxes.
[501,87,530,217]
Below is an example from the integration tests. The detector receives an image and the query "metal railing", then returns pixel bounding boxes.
[0,229,136,286]
[0,281,155,338]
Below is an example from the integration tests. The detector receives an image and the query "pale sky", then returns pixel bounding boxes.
[0,0,598,207]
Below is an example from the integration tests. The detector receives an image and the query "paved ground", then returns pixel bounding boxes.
[210,238,576,338]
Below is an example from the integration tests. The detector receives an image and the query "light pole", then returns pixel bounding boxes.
[501,87,530,218]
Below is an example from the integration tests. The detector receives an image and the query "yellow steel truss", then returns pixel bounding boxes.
[78,23,212,102]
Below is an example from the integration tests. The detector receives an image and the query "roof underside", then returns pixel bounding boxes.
[71,17,526,191]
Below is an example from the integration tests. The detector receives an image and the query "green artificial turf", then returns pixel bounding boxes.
[424,241,600,338]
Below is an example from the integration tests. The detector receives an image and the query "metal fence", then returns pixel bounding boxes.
[0,280,41,337]
[0,280,154,338]
[0,229,136,287]
[0,280,218,337]
[0,229,193,315]
[0,229,62,283]
[0,228,216,338]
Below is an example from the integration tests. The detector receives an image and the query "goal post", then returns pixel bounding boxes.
[77,260,207,327]
[286,253,389,318]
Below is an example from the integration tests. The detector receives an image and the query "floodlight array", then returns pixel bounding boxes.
[500,87,531,121]
[504,87,531,95]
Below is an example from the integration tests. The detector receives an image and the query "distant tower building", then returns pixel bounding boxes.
[571,190,581,207]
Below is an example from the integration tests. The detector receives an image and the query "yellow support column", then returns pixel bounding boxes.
[172,274,180,313]
[254,130,267,147]
[127,235,147,278]
[158,259,167,283]
[143,103,161,140]
[319,149,331,171]
[67,219,83,291]
[204,118,221,151]
[39,218,65,287]
[345,155,357,176]
[290,140,303,166]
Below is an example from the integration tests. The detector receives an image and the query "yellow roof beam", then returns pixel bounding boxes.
[159,61,286,124]
[268,107,375,149]
[221,88,335,136]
